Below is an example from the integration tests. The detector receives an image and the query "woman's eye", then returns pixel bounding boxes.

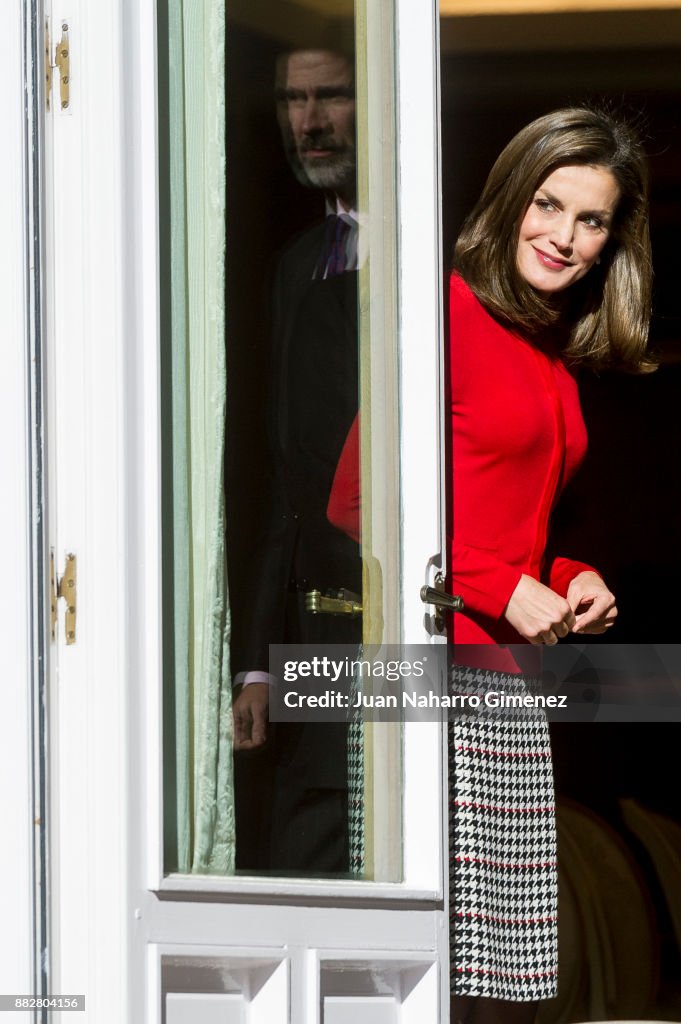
[534,198,554,212]
[582,215,604,230]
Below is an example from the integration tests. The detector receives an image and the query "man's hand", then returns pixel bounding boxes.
[232,682,270,750]
[504,574,576,645]
[566,571,617,634]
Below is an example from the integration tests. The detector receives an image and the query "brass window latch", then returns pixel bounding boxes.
[51,551,77,645]
[45,20,70,112]
[305,588,363,617]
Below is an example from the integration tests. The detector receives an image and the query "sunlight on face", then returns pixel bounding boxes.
[516,164,621,294]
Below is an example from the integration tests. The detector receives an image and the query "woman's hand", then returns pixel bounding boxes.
[504,574,576,645]
[566,571,618,634]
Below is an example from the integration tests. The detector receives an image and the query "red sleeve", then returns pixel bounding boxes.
[450,536,523,620]
[327,414,361,544]
[544,555,601,597]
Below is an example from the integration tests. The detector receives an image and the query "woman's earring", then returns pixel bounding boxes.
[596,256,601,265]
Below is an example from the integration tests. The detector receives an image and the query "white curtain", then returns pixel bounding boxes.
[168,0,235,874]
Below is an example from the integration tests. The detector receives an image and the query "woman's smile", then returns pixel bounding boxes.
[532,246,573,270]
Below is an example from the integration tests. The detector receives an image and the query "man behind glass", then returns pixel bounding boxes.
[232,46,362,874]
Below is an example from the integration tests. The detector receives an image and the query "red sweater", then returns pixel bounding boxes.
[449,273,596,647]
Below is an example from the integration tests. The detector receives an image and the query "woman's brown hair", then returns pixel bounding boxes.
[454,106,654,371]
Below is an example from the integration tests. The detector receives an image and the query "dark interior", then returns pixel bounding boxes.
[219,3,681,1015]
[440,9,681,1020]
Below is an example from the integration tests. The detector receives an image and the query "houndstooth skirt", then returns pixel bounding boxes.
[449,667,559,1001]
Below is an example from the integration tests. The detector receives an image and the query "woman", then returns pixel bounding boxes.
[448,107,652,1023]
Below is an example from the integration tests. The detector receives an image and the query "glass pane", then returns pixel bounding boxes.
[160,0,402,882]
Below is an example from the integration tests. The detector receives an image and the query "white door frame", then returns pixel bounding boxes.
[1,0,39,1006]
[42,0,449,1019]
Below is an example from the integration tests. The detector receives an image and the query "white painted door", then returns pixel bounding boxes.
[41,0,130,1019]
[42,0,449,1021]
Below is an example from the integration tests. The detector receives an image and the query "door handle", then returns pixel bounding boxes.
[420,585,464,613]
[420,573,463,633]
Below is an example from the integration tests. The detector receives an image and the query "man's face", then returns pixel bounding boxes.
[277,50,356,198]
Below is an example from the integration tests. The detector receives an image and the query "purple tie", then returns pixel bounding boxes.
[314,215,352,279]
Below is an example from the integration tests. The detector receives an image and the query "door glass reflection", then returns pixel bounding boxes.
[161,0,402,881]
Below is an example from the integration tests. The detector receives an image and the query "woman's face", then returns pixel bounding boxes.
[516,164,621,294]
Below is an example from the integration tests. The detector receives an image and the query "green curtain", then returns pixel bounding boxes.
[169,0,234,874]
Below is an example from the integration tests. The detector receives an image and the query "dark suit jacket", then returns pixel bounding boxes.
[238,220,362,676]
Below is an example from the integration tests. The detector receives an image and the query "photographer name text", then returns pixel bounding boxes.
[283,689,568,710]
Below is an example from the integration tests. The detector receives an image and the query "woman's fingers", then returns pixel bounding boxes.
[567,572,617,634]
[577,608,618,634]
[504,575,576,644]
[504,571,617,643]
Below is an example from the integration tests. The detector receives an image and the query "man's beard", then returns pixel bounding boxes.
[293,146,356,195]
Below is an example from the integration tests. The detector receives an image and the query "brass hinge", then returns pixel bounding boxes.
[51,551,77,645]
[55,22,70,110]
[46,20,70,111]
